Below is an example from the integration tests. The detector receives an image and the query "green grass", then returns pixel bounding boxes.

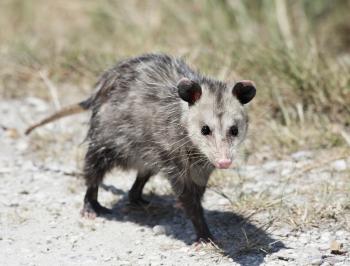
[0,0,349,155]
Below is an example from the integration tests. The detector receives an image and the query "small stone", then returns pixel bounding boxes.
[178,247,188,253]
[104,257,112,262]
[299,236,309,245]
[16,141,29,152]
[148,255,161,261]
[274,227,291,237]
[335,230,346,237]
[138,252,144,259]
[331,160,347,171]
[281,168,293,176]
[319,243,330,251]
[291,151,313,161]
[271,249,296,261]
[19,190,29,195]
[119,260,131,266]
[320,232,331,242]
[330,240,345,255]
[70,236,78,244]
[262,161,279,173]
[310,258,323,266]
[304,248,323,266]
[334,263,347,266]
[153,225,166,235]
[5,128,19,139]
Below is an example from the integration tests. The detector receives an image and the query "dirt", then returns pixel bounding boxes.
[1,98,349,266]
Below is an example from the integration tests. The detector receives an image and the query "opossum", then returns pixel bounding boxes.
[26,53,256,242]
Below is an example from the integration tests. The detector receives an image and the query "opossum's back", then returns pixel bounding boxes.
[96,54,193,125]
[102,54,197,102]
[90,54,189,143]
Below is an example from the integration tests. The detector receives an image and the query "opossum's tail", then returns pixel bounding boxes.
[25,97,93,135]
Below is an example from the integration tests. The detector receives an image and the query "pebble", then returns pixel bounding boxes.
[310,257,323,265]
[320,232,331,242]
[178,247,188,253]
[299,236,309,245]
[119,260,131,266]
[291,150,313,160]
[103,256,112,262]
[46,237,52,244]
[281,168,293,176]
[271,249,296,261]
[153,225,167,235]
[331,160,347,171]
[262,161,280,173]
[274,227,291,237]
[16,141,29,152]
[291,247,322,266]
[334,262,347,266]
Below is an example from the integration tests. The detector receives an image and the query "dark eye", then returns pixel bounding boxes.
[229,125,239,136]
[201,125,211,136]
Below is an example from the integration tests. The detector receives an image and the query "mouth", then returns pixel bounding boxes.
[214,159,233,169]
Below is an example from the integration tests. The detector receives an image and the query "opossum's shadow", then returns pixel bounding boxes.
[100,183,284,266]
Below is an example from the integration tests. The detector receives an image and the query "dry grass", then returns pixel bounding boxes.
[1,0,349,155]
[209,147,350,237]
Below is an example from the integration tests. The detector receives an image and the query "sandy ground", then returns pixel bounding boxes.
[1,98,349,266]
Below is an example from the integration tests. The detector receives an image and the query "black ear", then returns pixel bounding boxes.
[232,80,256,104]
[177,78,202,106]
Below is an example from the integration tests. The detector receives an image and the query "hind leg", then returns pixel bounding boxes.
[128,170,152,206]
[81,145,114,218]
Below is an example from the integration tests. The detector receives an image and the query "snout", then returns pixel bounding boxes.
[215,159,232,169]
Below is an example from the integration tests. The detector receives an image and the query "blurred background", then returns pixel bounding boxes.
[1,0,349,158]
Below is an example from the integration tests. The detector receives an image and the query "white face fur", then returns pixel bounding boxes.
[178,78,255,169]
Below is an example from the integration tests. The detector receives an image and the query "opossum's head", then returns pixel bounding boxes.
[178,78,256,169]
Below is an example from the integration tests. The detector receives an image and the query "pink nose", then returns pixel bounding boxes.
[216,159,232,169]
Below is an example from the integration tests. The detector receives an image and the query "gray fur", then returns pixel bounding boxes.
[78,53,256,242]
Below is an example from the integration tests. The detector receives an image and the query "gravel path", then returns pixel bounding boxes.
[1,98,349,266]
